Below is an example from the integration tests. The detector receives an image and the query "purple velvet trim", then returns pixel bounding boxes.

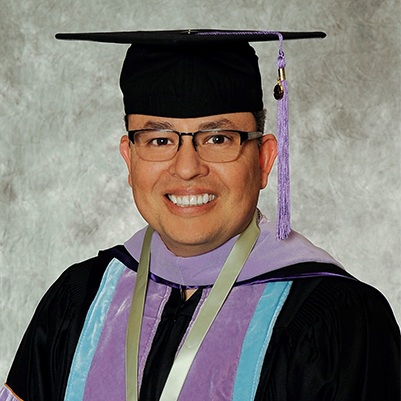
[78,262,273,400]
[124,216,343,287]
[75,253,351,398]
[82,267,134,399]
[82,267,172,399]
[0,385,21,401]
[170,283,269,399]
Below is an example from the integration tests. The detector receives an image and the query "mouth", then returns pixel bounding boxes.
[166,193,216,207]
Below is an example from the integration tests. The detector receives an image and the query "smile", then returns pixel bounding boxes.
[167,194,216,207]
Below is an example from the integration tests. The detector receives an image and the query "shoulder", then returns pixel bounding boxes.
[256,267,400,400]
[47,244,136,307]
[270,271,400,376]
[15,244,134,338]
[255,261,395,324]
[258,261,400,359]
[276,271,399,338]
[244,261,399,334]
[289,273,396,322]
[6,245,136,399]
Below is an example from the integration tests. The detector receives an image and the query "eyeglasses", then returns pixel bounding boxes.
[127,129,263,163]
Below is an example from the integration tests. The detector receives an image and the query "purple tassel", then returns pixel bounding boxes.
[275,43,291,240]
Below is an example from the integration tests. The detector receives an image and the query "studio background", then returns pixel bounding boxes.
[0,0,400,381]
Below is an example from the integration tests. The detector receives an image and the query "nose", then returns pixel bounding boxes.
[168,136,209,180]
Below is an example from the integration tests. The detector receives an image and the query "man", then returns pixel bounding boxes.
[1,30,399,401]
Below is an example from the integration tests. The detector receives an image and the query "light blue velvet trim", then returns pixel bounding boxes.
[64,258,126,401]
[232,281,292,401]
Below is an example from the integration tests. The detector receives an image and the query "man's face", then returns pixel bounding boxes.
[120,112,277,257]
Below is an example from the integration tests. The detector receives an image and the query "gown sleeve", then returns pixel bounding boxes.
[256,276,400,401]
[4,254,110,401]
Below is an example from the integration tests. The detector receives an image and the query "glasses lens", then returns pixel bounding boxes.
[196,131,241,162]
[131,130,251,162]
[134,130,179,161]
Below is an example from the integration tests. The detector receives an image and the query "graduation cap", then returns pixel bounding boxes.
[56,29,326,240]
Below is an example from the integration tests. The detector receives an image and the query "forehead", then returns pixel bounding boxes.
[127,112,257,130]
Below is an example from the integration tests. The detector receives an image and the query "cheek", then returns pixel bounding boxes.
[241,151,262,185]
[129,160,149,200]
[129,160,165,203]
[242,170,262,204]
[130,170,158,223]
[220,158,261,203]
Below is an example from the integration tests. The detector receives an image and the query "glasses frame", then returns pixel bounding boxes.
[127,129,263,162]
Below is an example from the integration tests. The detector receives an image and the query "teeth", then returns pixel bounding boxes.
[168,194,216,207]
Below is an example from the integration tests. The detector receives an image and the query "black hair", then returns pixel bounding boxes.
[123,110,266,132]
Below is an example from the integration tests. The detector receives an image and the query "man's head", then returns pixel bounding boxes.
[116,32,278,256]
[56,29,326,243]
[120,112,277,257]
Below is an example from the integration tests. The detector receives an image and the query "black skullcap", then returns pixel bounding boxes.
[120,41,262,117]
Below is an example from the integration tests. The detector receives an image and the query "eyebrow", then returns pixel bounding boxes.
[141,118,237,131]
[142,121,174,129]
[198,118,237,130]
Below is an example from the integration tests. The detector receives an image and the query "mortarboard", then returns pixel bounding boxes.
[55,29,326,240]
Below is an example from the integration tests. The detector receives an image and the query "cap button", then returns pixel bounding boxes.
[180,29,199,35]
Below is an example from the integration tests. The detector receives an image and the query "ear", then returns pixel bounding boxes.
[119,134,133,188]
[258,134,277,189]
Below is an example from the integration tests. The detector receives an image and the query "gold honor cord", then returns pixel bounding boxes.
[126,213,260,401]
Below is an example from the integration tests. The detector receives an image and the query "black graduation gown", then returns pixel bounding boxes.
[5,245,401,401]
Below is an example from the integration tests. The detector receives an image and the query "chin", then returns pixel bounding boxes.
[161,227,224,256]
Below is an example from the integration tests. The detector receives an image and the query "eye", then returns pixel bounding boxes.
[201,131,237,146]
[136,130,178,147]
[148,137,173,146]
[207,135,228,144]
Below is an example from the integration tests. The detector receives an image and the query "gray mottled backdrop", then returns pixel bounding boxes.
[1,0,400,381]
